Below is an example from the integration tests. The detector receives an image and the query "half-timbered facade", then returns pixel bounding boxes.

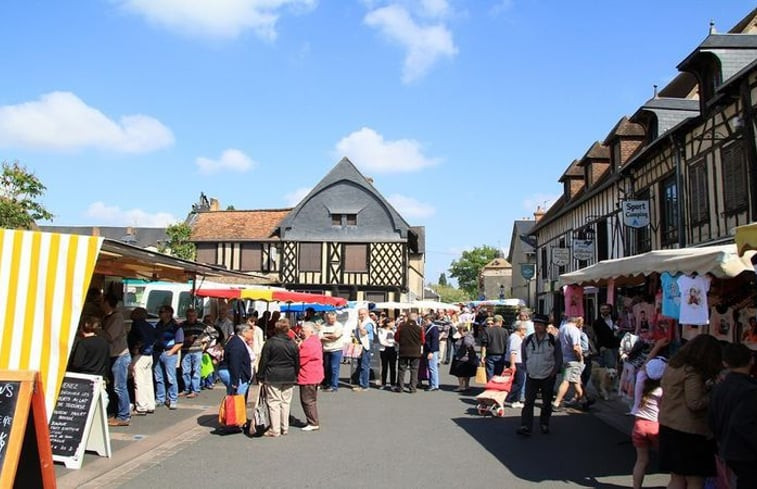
[190,158,425,302]
[528,10,757,317]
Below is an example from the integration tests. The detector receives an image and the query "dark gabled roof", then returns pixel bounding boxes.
[579,142,610,164]
[40,226,167,249]
[276,157,413,239]
[507,220,536,263]
[698,34,757,49]
[678,33,757,83]
[191,209,291,242]
[638,97,700,111]
[410,226,425,254]
[631,97,700,136]
[559,160,583,181]
[603,117,646,144]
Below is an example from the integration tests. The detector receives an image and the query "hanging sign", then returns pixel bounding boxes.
[552,248,570,267]
[0,370,56,489]
[520,264,535,281]
[623,200,650,228]
[49,372,111,470]
[573,239,594,261]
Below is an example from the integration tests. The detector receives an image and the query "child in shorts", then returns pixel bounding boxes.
[630,357,667,489]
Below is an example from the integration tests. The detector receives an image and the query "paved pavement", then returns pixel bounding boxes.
[56,365,668,489]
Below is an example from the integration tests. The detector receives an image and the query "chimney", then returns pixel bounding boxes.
[366,177,374,185]
[126,226,135,236]
[209,198,220,211]
[534,206,545,222]
[92,226,100,237]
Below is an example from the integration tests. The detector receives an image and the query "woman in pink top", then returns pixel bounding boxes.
[298,322,325,431]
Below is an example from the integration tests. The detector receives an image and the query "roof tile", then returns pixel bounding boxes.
[191,209,292,241]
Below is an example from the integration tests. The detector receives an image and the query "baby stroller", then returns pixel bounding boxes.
[475,368,514,417]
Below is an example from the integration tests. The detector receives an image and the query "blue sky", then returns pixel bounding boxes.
[0,1,753,285]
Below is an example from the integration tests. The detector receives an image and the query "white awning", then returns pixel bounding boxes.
[560,244,756,287]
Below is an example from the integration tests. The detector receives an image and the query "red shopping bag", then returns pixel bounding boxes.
[218,394,247,427]
[484,368,514,392]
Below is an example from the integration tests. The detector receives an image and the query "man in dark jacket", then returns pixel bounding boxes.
[709,343,757,488]
[395,314,424,393]
[423,314,440,391]
[481,315,509,381]
[219,324,253,396]
[592,304,620,368]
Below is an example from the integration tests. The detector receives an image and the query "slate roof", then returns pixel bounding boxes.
[40,226,167,249]
[507,220,536,263]
[483,258,511,269]
[559,160,583,181]
[191,209,292,242]
[631,97,700,136]
[678,34,757,82]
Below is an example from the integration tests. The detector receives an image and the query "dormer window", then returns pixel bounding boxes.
[331,213,358,226]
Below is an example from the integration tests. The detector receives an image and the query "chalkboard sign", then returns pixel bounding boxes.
[49,376,95,457]
[0,381,21,476]
[49,372,110,469]
[0,370,55,489]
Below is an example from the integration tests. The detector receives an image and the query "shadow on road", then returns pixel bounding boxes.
[452,410,665,489]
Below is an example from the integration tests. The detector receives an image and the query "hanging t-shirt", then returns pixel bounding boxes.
[677,275,711,326]
[564,285,584,318]
[632,302,656,333]
[708,307,735,343]
[661,272,682,319]
[739,308,757,349]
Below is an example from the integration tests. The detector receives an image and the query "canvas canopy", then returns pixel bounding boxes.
[735,222,757,256]
[194,287,347,307]
[560,244,756,287]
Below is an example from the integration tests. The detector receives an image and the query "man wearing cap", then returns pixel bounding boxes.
[481,314,509,381]
[518,313,562,436]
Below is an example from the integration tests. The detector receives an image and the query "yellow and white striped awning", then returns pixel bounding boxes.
[0,228,102,419]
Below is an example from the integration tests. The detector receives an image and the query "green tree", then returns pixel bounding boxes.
[448,245,499,298]
[159,222,196,260]
[432,283,470,303]
[438,272,448,286]
[0,161,54,229]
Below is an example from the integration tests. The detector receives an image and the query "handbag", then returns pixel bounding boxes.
[253,387,270,432]
[218,394,247,427]
[474,365,487,385]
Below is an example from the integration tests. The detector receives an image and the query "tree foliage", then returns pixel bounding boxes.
[438,272,448,286]
[0,161,54,229]
[448,245,499,298]
[431,283,470,303]
[159,222,196,261]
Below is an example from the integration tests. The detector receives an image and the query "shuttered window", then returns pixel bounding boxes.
[660,175,678,246]
[722,142,748,214]
[344,244,368,272]
[540,248,548,279]
[299,243,322,272]
[688,161,708,225]
[195,243,216,265]
[240,243,262,272]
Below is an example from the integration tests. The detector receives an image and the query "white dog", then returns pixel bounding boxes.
[591,361,618,400]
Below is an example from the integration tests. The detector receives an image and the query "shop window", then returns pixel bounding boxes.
[344,244,368,273]
[634,190,651,253]
[299,243,322,272]
[540,248,548,279]
[365,291,386,302]
[660,175,678,246]
[722,141,748,214]
[688,160,709,225]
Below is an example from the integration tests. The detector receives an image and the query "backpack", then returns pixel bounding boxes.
[524,332,556,351]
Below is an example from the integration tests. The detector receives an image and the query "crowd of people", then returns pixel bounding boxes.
[66,292,756,487]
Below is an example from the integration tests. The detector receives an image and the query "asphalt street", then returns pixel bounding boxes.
[58,365,668,489]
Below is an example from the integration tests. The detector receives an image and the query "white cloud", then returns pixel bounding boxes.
[387,193,435,219]
[420,0,450,18]
[118,0,317,40]
[196,149,256,174]
[522,193,559,213]
[284,186,312,206]
[335,127,440,173]
[85,202,178,227]
[364,4,457,83]
[490,0,514,15]
[0,92,174,153]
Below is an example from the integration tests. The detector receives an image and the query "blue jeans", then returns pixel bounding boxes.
[323,350,343,390]
[111,353,131,421]
[506,363,525,403]
[359,348,372,388]
[181,351,203,394]
[444,337,455,363]
[154,351,179,404]
[217,368,250,396]
[427,352,439,389]
[485,354,505,381]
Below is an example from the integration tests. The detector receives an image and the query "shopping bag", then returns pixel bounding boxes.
[253,388,270,432]
[200,353,214,379]
[218,394,247,427]
[474,365,487,385]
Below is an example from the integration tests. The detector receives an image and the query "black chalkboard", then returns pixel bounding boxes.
[48,376,96,458]
[0,381,21,476]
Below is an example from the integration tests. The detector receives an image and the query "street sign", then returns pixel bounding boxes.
[573,239,594,261]
[622,200,650,228]
[520,264,535,281]
[552,248,570,266]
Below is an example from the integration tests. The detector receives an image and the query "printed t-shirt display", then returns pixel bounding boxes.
[708,307,735,343]
[564,285,584,318]
[660,272,682,319]
[676,275,711,325]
